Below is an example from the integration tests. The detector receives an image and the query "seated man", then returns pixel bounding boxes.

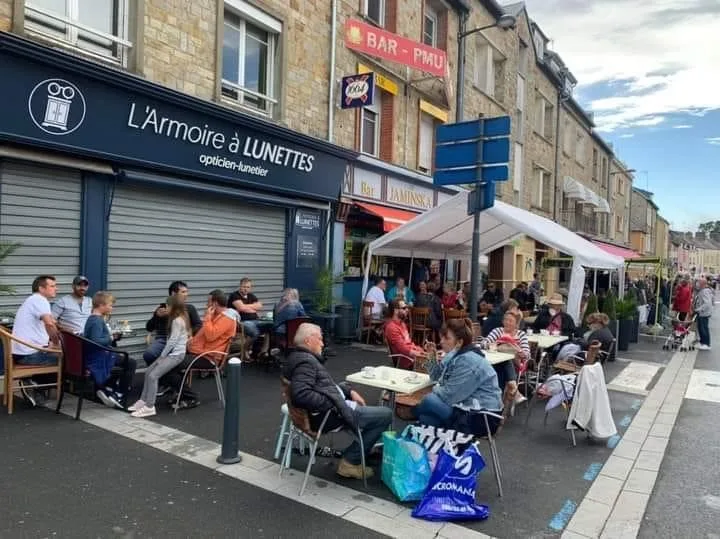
[144,280,202,367]
[532,293,577,337]
[282,323,392,480]
[52,275,92,334]
[167,289,237,408]
[364,278,387,319]
[11,275,61,407]
[227,277,263,359]
[83,291,137,410]
[383,299,424,369]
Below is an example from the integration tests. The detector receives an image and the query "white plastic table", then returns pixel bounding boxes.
[483,350,516,365]
[527,334,568,348]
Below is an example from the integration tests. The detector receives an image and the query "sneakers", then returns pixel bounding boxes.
[171,398,200,411]
[336,458,374,480]
[130,405,157,418]
[697,344,712,351]
[18,379,40,407]
[127,399,146,412]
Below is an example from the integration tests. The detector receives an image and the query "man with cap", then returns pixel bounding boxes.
[532,293,577,337]
[52,275,93,334]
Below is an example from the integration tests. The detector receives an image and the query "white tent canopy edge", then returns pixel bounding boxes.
[361,191,625,322]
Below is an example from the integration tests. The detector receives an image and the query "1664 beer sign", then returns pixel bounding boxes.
[341,72,375,109]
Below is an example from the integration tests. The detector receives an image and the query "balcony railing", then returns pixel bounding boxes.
[560,210,598,236]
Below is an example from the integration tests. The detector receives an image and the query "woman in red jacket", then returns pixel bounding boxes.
[673,279,692,321]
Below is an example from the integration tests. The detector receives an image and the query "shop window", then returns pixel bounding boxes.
[25,0,131,64]
[417,112,435,173]
[222,1,280,117]
[360,91,381,156]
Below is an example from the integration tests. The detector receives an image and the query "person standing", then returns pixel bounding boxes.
[694,278,714,351]
[673,279,692,321]
[52,275,92,334]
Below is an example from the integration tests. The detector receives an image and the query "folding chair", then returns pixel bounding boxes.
[278,378,367,495]
[469,410,505,497]
[0,326,62,414]
[173,349,231,414]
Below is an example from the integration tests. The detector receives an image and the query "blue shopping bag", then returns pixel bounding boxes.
[381,427,432,502]
[412,443,490,522]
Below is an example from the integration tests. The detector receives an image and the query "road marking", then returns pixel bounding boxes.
[607,361,661,396]
[583,463,603,481]
[549,500,577,531]
[47,397,495,539]
[685,369,720,404]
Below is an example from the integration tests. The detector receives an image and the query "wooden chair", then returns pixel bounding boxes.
[278,377,367,495]
[361,301,384,344]
[443,308,466,322]
[554,341,602,374]
[56,330,128,420]
[409,307,431,345]
[0,326,62,414]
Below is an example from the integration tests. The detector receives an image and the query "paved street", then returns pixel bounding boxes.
[640,300,720,538]
[1,315,716,538]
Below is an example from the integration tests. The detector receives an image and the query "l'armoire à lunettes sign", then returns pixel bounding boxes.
[0,51,346,201]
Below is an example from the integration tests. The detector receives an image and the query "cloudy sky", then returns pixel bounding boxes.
[522,0,720,231]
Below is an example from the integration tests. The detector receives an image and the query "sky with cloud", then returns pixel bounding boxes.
[521,0,720,231]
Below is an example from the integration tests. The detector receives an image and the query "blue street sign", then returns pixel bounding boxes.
[467,182,496,215]
[433,115,511,187]
[434,164,509,186]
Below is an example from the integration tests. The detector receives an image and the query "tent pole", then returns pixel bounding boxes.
[408,254,415,294]
[593,270,598,294]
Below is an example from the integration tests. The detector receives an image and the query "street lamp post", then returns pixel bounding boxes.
[455,13,516,320]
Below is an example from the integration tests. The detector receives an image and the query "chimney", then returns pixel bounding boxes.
[685,232,694,240]
[711,232,720,243]
[696,232,706,241]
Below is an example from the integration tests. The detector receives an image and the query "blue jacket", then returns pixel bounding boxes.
[83,315,120,385]
[386,286,415,305]
[428,345,502,412]
[273,301,306,335]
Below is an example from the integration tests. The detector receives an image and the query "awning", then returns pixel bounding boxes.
[591,240,640,259]
[564,176,611,213]
[354,202,419,232]
[594,197,611,213]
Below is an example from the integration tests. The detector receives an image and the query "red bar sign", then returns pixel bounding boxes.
[344,19,447,78]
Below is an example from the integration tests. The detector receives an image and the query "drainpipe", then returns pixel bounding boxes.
[552,91,562,221]
[327,0,338,143]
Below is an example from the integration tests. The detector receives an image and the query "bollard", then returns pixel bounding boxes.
[217,357,243,465]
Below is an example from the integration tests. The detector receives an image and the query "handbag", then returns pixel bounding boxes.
[381,427,432,502]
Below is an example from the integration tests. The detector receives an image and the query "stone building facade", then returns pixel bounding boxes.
[630,188,658,256]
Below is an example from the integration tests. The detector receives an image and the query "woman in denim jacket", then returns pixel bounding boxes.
[413,318,503,435]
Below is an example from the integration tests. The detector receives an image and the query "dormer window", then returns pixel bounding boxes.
[533,31,544,58]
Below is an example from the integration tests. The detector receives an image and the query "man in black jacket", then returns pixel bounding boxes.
[532,293,577,337]
[281,323,392,480]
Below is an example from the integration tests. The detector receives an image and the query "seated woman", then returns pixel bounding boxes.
[480,311,530,410]
[273,288,306,336]
[413,318,503,436]
[83,291,137,410]
[581,312,614,359]
[440,284,459,310]
[386,277,415,306]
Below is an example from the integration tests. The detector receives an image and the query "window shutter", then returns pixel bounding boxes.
[418,114,434,171]
[516,75,525,111]
[379,91,394,161]
[385,0,397,33]
[437,10,448,51]
[513,143,523,192]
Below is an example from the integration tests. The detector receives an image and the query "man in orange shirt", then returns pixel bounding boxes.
[166,289,237,408]
[384,299,424,369]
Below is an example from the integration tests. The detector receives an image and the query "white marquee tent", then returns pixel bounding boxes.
[362,191,625,321]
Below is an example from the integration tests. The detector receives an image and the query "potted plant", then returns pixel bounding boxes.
[615,297,637,352]
[602,289,618,335]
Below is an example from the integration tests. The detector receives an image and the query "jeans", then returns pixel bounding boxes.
[143,337,167,366]
[493,360,517,391]
[243,320,260,341]
[139,354,185,406]
[697,316,711,346]
[14,351,59,365]
[343,405,393,465]
[413,392,454,428]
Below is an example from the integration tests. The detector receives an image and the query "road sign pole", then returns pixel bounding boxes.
[469,121,484,322]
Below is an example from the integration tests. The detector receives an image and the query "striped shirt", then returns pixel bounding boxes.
[482,328,530,360]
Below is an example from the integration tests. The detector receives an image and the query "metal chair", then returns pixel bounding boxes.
[278,378,367,495]
[173,349,231,414]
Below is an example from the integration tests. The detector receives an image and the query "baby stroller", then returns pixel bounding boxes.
[662,314,696,351]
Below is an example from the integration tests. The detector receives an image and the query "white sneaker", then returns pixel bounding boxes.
[130,405,156,418]
[127,400,146,412]
[697,344,711,351]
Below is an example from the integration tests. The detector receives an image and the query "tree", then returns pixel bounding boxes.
[698,221,720,235]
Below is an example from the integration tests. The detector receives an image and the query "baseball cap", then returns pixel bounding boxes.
[73,275,89,286]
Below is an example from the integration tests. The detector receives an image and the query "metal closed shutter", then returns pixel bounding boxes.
[0,160,81,314]
[107,184,286,355]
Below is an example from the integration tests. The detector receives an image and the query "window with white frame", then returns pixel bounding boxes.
[365,0,385,27]
[475,42,505,99]
[513,143,523,192]
[518,40,529,76]
[422,4,437,47]
[533,32,544,59]
[418,112,435,173]
[563,118,573,155]
[534,93,554,139]
[533,168,552,210]
[360,91,382,157]
[25,0,131,63]
[222,2,280,116]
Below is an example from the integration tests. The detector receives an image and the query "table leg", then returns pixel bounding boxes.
[388,391,397,431]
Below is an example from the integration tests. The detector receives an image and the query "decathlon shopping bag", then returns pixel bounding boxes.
[411,443,490,522]
[381,428,432,502]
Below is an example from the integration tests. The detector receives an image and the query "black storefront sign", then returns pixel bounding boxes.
[0,37,350,201]
[295,210,322,269]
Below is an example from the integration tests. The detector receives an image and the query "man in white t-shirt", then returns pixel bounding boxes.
[12,275,61,406]
[364,278,387,319]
